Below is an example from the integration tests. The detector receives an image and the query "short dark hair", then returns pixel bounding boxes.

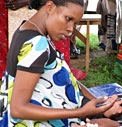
[30,0,84,10]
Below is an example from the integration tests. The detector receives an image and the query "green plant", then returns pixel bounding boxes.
[75,33,121,87]
[76,33,100,53]
[80,55,122,88]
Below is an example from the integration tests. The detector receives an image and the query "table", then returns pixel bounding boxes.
[73,14,101,71]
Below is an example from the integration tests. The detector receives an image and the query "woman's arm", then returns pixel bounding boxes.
[78,81,122,118]
[77,81,96,99]
[5,0,29,10]
[10,70,117,121]
[73,118,120,127]
[10,70,82,120]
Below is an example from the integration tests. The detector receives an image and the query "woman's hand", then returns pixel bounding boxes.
[5,0,29,10]
[72,117,120,127]
[72,121,98,127]
[78,95,117,118]
[89,118,120,127]
[104,97,122,117]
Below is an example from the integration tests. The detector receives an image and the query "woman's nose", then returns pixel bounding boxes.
[67,23,74,33]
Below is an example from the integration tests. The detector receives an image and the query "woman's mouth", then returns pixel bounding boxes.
[60,35,67,40]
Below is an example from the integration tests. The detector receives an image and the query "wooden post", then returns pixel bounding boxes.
[86,21,90,71]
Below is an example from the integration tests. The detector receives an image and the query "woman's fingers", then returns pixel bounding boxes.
[97,95,117,110]
[104,97,122,117]
[90,118,120,127]
[72,119,98,127]
[86,118,91,123]
[5,0,28,10]
[5,1,17,10]
[116,99,122,105]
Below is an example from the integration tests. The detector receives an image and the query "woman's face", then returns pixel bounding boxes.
[45,2,84,42]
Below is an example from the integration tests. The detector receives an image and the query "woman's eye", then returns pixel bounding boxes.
[66,17,72,22]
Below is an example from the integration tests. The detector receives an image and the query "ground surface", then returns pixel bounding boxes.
[70,50,107,69]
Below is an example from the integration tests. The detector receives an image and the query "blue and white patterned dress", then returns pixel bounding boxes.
[0,28,84,127]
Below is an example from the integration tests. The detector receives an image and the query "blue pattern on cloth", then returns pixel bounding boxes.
[35,36,48,51]
[53,67,70,86]
[0,111,8,127]
[0,35,83,127]
[49,119,65,127]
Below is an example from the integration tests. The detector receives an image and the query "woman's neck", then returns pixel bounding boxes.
[19,8,48,36]
[30,9,47,36]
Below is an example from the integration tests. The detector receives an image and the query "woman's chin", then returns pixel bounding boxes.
[52,38,62,42]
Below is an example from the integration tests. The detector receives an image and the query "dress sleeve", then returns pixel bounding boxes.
[17,35,50,73]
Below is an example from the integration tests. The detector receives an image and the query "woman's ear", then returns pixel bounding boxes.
[45,1,56,14]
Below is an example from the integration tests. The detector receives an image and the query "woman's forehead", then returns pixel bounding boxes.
[57,3,83,12]
[58,2,84,8]
[56,3,84,18]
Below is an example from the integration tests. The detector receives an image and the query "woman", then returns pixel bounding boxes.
[0,0,121,127]
[5,0,87,80]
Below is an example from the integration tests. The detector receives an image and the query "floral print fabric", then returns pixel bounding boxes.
[0,34,83,127]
